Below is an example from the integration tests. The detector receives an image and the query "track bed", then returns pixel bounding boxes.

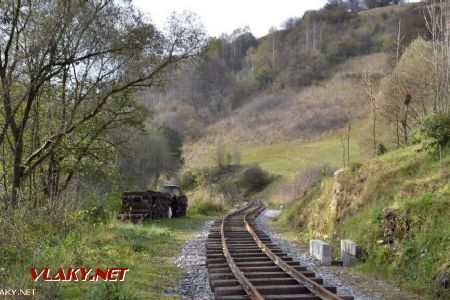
[206,201,353,300]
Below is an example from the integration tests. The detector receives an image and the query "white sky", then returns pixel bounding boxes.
[132,0,329,38]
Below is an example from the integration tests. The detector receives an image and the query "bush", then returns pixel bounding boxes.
[179,171,196,191]
[215,178,241,203]
[416,111,450,153]
[255,65,273,89]
[240,166,271,194]
[377,143,387,155]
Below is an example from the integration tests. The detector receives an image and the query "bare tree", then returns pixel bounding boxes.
[395,18,404,64]
[269,27,276,78]
[380,38,437,146]
[347,124,351,165]
[424,0,450,112]
[392,17,404,146]
[233,148,241,167]
[364,70,377,156]
[402,93,412,143]
[339,131,347,167]
[215,142,226,169]
[339,124,351,167]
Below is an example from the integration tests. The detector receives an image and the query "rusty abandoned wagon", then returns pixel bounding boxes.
[118,185,187,221]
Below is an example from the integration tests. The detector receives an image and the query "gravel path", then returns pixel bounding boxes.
[167,220,214,300]
[257,209,423,300]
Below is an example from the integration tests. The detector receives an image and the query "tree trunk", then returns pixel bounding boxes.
[395,118,400,146]
[340,134,346,168]
[347,124,351,166]
[11,143,24,207]
[402,104,409,144]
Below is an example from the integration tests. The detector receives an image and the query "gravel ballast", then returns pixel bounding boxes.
[169,209,422,300]
[168,220,214,300]
[257,209,423,300]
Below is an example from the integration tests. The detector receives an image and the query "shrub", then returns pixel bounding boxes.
[179,171,196,191]
[416,111,450,153]
[377,143,387,155]
[215,178,241,203]
[255,65,273,89]
[240,166,271,194]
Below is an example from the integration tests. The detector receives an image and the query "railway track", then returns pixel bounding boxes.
[206,201,353,300]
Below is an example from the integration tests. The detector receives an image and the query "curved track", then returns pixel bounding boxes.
[206,201,353,300]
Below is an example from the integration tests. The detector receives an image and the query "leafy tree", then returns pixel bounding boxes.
[417,112,450,153]
[241,166,271,194]
[159,125,184,166]
[119,130,179,189]
[326,33,360,64]
[287,49,328,86]
[416,111,450,173]
[255,65,273,88]
[0,1,206,207]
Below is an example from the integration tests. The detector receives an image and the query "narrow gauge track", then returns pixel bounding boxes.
[206,201,353,300]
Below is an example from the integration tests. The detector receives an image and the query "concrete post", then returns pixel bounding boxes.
[309,239,332,265]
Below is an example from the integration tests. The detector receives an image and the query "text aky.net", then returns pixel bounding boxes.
[30,267,129,282]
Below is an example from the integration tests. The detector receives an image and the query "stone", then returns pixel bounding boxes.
[309,239,332,265]
[340,239,363,267]
[342,251,356,267]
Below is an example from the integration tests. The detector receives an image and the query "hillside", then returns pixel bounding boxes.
[178,2,425,172]
[195,53,390,145]
[177,2,450,299]
[184,53,389,172]
[276,145,450,298]
[147,2,426,143]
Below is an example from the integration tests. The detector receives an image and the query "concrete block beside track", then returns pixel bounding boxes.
[340,239,362,267]
[309,240,332,265]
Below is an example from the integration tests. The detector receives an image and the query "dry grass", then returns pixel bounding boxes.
[184,53,391,169]
[268,166,323,206]
[185,126,367,178]
[186,185,228,207]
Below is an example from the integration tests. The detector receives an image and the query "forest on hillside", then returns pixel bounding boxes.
[147,1,426,141]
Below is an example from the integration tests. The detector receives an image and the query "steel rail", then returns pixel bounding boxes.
[220,205,265,300]
[244,201,344,300]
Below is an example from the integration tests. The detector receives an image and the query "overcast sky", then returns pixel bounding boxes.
[132,0,330,38]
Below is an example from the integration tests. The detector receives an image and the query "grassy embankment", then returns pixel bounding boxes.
[183,118,449,298]
[275,145,450,298]
[187,127,366,178]
[240,135,363,178]
[1,201,224,300]
[182,133,365,212]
